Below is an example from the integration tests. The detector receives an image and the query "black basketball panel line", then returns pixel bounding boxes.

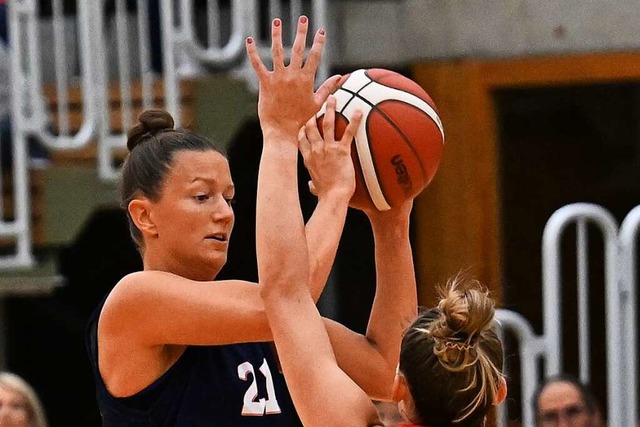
[336,84,372,115]
[357,96,435,181]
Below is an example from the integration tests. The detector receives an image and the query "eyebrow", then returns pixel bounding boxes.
[190,177,235,191]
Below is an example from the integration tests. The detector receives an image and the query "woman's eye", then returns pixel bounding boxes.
[195,194,209,202]
[225,197,236,207]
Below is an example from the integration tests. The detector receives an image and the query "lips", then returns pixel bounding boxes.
[206,233,228,242]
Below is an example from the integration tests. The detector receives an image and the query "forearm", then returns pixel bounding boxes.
[305,194,350,301]
[324,317,395,400]
[256,128,309,298]
[365,214,417,393]
[321,213,418,400]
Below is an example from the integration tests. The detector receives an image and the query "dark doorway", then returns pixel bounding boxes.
[495,83,640,420]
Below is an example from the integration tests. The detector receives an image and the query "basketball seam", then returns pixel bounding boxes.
[337,86,391,211]
[344,87,431,185]
[348,74,444,141]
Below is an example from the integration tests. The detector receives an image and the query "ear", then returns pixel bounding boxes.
[391,372,409,403]
[493,376,508,405]
[128,198,158,238]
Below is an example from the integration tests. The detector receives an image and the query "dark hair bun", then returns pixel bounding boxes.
[127,109,175,151]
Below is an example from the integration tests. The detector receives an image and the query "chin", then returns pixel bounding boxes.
[207,254,227,277]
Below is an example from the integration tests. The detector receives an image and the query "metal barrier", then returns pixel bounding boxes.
[541,203,619,385]
[94,0,166,180]
[10,0,97,149]
[495,309,546,427]
[618,206,640,427]
[2,5,638,424]
[2,0,100,268]
[496,203,640,427]
[1,0,329,265]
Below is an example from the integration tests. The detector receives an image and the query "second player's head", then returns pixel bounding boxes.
[395,277,506,426]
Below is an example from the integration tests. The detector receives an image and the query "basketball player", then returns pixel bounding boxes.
[249,19,509,427]
[86,16,415,426]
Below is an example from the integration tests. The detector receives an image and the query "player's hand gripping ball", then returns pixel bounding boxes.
[317,69,445,211]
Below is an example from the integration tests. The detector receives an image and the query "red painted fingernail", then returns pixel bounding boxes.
[274,19,281,27]
[300,16,307,24]
[318,28,325,35]
[246,37,253,44]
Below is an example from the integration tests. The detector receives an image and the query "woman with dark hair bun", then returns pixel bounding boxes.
[86,15,418,427]
[249,17,507,426]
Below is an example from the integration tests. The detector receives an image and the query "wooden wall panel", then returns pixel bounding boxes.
[411,61,502,306]
[410,51,640,308]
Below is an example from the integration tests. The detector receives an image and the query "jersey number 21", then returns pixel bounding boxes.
[238,359,282,416]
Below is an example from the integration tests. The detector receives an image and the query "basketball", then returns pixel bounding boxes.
[316,68,445,211]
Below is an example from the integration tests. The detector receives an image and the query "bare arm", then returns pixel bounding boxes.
[306,194,350,301]
[251,17,381,427]
[296,91,417,400]
[329,203,417,400]
[302,108,357,300]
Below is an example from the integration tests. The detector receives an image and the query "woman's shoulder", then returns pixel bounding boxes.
[106,270,187,302]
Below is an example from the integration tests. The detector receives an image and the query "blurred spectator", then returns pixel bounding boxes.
[533,374,604,427]
[0,371,49,427]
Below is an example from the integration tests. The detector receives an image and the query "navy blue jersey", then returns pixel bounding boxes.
[85,299,302,427]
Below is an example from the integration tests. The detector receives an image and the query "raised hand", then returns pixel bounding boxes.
[245,16,342,137]
[299,95,362,201]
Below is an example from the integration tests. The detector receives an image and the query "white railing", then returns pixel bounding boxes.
[497,203,638,427]
[617,206,640,426]
[94,0,166,180]
[11,0,97,150]
[495,309,546,427]
[541,204,619,384]
[2,0,328,267]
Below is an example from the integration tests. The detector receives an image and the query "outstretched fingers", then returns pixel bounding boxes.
[245,37,268,80]
[247,16,333,130]
[289,16,309,68]
[271,18,285,70]
[303,27,326,75]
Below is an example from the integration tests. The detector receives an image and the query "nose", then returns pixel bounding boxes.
[213,195,234,223]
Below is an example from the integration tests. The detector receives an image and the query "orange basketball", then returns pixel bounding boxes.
[317,69,444,211]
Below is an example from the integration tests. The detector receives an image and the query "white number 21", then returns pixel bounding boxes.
[238,359,282,416]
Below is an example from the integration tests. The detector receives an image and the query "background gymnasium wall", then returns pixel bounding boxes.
[3,2,640,425]
[331,0,640,66]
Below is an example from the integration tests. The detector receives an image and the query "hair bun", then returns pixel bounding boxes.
[127,109,175,151]
[431,277,495,369]
[438,277,494,339]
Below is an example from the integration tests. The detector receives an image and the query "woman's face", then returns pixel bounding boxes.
[147,149,235,279]
[0,386,31,427]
